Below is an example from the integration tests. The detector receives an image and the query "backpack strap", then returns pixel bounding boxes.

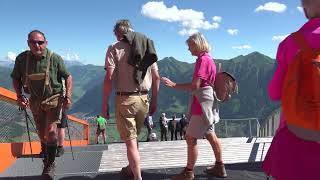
[44,51,53,86]
[25,52,31,94]
[25,50,53,97]
[43,51,53,96]
[293,31,320,64]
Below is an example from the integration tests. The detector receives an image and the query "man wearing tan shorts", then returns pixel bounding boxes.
[102,19,160,180]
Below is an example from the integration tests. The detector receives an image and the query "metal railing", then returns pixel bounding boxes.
[259,108,281,137]
[215,118,260,138]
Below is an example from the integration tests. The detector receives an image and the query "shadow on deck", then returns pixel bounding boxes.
[0,162,269,180]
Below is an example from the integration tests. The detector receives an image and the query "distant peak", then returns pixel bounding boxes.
[232,54,244,59]
[246,51,265,57]
[162,56,178,61]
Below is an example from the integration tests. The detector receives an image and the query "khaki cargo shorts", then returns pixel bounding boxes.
[115,94,149,141]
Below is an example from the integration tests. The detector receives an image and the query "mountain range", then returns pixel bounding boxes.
[0,51,84,68]
[0,51,280,122]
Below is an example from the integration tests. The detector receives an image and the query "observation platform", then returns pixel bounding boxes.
[0,86,275,180]
[0,137,273,180]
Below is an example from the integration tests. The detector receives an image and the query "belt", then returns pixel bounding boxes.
[116,91,148,96]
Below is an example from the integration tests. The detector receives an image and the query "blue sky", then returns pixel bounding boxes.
[0,0,307,65]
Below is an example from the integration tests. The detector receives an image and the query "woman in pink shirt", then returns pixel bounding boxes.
[162,33,226,180]
[263,0,320,179]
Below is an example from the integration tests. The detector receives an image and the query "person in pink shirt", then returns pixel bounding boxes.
[162,32,226,180]
[262,0,320,179]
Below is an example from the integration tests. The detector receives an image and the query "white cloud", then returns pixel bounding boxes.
[178,28,199,36]
[297,6,303,13]
[141,1,220,36]
[58,49,81,61]
[6,52,16,61]
[255,2,287,13]
[227,29,239,36]
[212,16,222,22]
[272,34,289,41]
[232,45,252,50]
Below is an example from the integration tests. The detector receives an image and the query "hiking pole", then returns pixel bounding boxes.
[24,110,37,135]
[21,107,34,161]
[65,113,75,160]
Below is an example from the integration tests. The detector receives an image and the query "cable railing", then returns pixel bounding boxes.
[0,87,90,173]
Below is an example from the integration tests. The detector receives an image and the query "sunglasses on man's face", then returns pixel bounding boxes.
[29,40,45,45]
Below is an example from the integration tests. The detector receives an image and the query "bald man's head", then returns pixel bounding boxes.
[301,0,320,19]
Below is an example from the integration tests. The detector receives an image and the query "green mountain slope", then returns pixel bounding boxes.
[70,52,279,121]
[0,52,280,121]
[0,52,280,141]
[0,66,13,90]
[68,64,105,102]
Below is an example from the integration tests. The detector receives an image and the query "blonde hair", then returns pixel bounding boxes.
[186,32,211,53]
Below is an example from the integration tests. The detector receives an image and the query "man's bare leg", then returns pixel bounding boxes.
[125,138,142,180]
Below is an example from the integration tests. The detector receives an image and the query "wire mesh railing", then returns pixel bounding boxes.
[0,101,87,143]
[0,87,90,144]
[0,86,90,172]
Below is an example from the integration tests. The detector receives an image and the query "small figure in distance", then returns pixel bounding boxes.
[159,113,168,141]
[96,115,107,144]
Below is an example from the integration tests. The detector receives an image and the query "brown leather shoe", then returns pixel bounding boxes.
[170,168,195,180]
[204,163,227,178]
[119,165,134,179]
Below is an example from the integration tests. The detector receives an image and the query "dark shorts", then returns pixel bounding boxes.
[29,98,61,140]
[96,128,105,135]
[57,113,68,128]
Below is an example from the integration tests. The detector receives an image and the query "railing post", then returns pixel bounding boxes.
[256,119,259,137]
[224,120,228,137]
[249,119,252,137]
[271,113,275,136]
[83,124,90,144]
[266,118,270,136]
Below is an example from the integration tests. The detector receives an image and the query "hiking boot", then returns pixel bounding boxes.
[42,161,56,180]
[204,163,227,178]
[170,168,195,180]
[39,142,47,158]
[119,165,134,179]
[56,146,64,157]
[42,141,57,179]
